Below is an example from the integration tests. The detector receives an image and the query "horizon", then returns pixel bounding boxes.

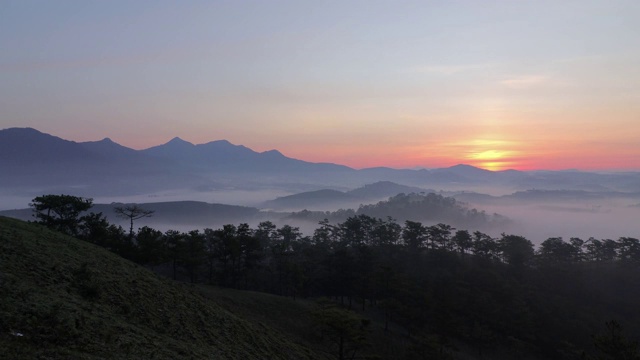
[2,1,639,171]
[3,126,639,173]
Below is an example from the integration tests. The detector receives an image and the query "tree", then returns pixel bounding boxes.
[312,300,371,360]
[215,224,241,287]
[538,237,575,264]
[592,320,640,360]
[236,223,262,289]
[452,230,472,254]
[255,221,277,249]
[136,226,166,267]
[114,204,155,238]
[183,230,206,283]
[339,215,378,248]
[313,219,339,254]
[428,223,455,251]
[471,231,498,259]
[371,217,401,247]
[78,211,111,245]
[403,220,427,250]
[586,238,619,262]
[617,237,640,263]
[499,234,534,269]
[30,194,94,236]
[165,230,186,280]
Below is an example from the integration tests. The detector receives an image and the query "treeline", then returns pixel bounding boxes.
[287,192,510,229]
[28,195,640,359]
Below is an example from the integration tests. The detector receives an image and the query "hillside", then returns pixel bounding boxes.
[262,181,432,211]
[0,216,326,359]
[287,192,510,231]
[262,189,360,210]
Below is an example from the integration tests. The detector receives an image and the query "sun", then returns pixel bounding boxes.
[467,149,514,171]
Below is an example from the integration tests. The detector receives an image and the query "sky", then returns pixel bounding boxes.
[1,0,639,171]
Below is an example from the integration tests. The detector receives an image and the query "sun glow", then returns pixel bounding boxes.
[476,161,512,171]
[468,149,510,161]
[466,146,517,171]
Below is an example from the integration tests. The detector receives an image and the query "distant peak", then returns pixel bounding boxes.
[446,164,494,172]
[200,139,242,148]
[166,137,194,146]
[200,139,245,148]
[369,180,397,186]
[449,164,477,169]
[211,139,232,145]
[262,149,284,157]
[2,127,43,134]
[100,137,114,143]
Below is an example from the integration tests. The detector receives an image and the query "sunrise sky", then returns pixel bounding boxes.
[1,1,639,171]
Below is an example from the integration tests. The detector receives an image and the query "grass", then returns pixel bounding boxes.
[198,286,332,359]
[0,216,326,359]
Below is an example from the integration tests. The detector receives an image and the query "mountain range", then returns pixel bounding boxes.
[2,127,640,206]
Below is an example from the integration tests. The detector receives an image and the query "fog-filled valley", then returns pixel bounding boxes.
[2,127,639,244]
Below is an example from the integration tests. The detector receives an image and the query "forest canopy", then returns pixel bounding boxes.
[23,194,640,359]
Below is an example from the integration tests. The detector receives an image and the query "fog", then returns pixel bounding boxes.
[91,188,290,208]
[2,185,639,246]
[475,203,640,245]
[0,188,289,211]
[118,189,640,245]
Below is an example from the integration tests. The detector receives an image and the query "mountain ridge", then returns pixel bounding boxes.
[2,127,640,201]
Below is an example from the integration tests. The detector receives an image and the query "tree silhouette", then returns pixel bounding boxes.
[114,204,155,238]
[592,321,640,360]
[30,194,94,236]
[312,300,370,360]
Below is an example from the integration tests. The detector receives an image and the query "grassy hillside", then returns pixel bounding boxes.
[198,287,331,358]
[0,216,326,359]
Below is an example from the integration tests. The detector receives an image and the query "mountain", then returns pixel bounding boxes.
[451,191,499,204]
[438,164,494,177]
[2,127,640,205]
[0,128,108,188]
[142,137,353,175]
[0,128,354,197]
[142,137,253,166]
[80,137,143,159]
[285,191,511,231]
[262,181,435,211]
[0,128,208,196]
[0,127,99,165]
[262,189,360,210]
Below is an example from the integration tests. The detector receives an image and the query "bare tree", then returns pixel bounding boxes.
[114,204,155,238]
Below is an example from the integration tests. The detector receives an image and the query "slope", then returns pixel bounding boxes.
[262,189,359,210]
[0,216,326,360]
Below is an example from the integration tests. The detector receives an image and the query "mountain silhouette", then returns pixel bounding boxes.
[0,127,100,164]
[2,127,640,201]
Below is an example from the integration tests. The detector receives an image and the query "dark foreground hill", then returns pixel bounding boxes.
[0,216,326,359]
